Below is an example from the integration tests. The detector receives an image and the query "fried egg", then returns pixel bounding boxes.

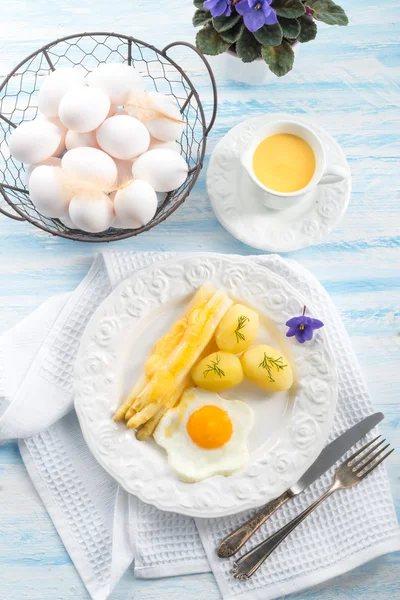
[153,388,254,482]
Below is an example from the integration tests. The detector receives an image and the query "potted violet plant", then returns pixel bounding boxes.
[193,0,348,82]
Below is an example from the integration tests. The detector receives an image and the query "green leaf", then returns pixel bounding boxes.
[212,12,241,33]
[193,0,204,7]
[220,21,244,44]
[278,17,301,39]
[306,0,348,25]
[196,25,231,55]
[192,8,212,27]
[253,23,283,47]
[236,27,262,62]
[262,40,295,76]
[298,15,317,42]
[272,0,305,18]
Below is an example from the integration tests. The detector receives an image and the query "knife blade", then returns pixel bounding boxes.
[289,411,384,495]
[217,412,384,558]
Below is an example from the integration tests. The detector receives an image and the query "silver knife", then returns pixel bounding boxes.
[217,412,384,558]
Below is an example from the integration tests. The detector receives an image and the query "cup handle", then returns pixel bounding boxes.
[319,165,348,185]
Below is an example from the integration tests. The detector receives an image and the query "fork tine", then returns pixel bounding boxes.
[351,438,386,470]
[358,448,394,480]
[354,443,390,473]
[346,435,381,464]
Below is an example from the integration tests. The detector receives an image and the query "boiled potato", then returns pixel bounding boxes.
[241,344,293,392]
[191,351,244,392]
[215,304,259,354]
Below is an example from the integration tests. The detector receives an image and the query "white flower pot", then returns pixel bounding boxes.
[208,43,300,85]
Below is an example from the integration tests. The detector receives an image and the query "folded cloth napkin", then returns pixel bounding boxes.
[0,251,398,600]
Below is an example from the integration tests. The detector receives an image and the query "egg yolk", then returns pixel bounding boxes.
[187,405,233,449]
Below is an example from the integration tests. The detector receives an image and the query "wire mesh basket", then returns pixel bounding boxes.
[0,32,217,242]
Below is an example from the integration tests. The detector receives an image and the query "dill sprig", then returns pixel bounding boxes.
[258,353,287,383]
[234,315,250,343]
[203,354,225,379]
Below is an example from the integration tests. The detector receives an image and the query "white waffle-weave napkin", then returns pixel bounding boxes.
[0,251,398,600]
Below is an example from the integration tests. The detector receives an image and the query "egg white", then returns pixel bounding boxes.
[9,120,62,164]
[62,147,117,190]
[37,67,85,118]
[24,156,61,185]
[87,63,143,105]
[114,179,157,229]
[154,389,254,482]
[59,87,111,133]
[69,193,114,233]
[132,148,188,192]
[29,164,71,218]
[96,115,150,160]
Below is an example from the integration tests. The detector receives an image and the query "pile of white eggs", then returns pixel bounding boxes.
[9,64,189,233]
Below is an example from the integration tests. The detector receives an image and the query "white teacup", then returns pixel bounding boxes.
[241,119,348,210]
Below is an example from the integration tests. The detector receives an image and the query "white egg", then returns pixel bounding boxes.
[132,149,188,192]
[62,147,117,191]
[24,156,62,185]
[87,63,143,105]
[36,114,68,156]
[29,165,71,217]
[36,113,67,131]
[147,91,177,114]
[59,214,77,229]
[69,193,114,233]
[148,138,180,153]
[9,119,62,164]
[125,90,176,122]
[151,92,177,108]
[106,105,117,118]
[59,87,111,133]
[37,116,67,156]
[65,129,99,151]
[146,117,184,143]
[114,158,134,184]
[154,389,254,482]
[145,92,184,142]
[114,179,157,229]
[96,115,150,160]
[37,67,85,117]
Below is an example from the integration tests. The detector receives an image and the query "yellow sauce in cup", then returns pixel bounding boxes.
[252,133,316,193]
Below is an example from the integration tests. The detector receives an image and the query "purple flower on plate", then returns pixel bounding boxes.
[286,306,324,344]
[203,0,232,17]
[236,0,278,32]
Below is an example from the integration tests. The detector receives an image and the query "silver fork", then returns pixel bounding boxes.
[232,436,394,580]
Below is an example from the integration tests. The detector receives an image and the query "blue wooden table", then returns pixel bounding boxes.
[0,1,399,598]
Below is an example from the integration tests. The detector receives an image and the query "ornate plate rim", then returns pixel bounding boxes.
[74,253,338,517]
[207,113,352,252]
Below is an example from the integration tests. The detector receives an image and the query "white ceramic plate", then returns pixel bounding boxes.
[74,254,338,517]
[207,114,351,252]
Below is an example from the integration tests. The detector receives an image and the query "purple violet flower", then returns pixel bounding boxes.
[203,0,232,17]
[286,307,324,344]
[236,0,278,32]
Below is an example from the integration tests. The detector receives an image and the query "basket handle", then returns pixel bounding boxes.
[161,41,217,136]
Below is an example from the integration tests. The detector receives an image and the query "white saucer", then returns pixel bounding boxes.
[207,114,351,252]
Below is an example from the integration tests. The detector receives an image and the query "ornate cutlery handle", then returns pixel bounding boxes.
[217,491,291,558]
[232,484,338,579]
